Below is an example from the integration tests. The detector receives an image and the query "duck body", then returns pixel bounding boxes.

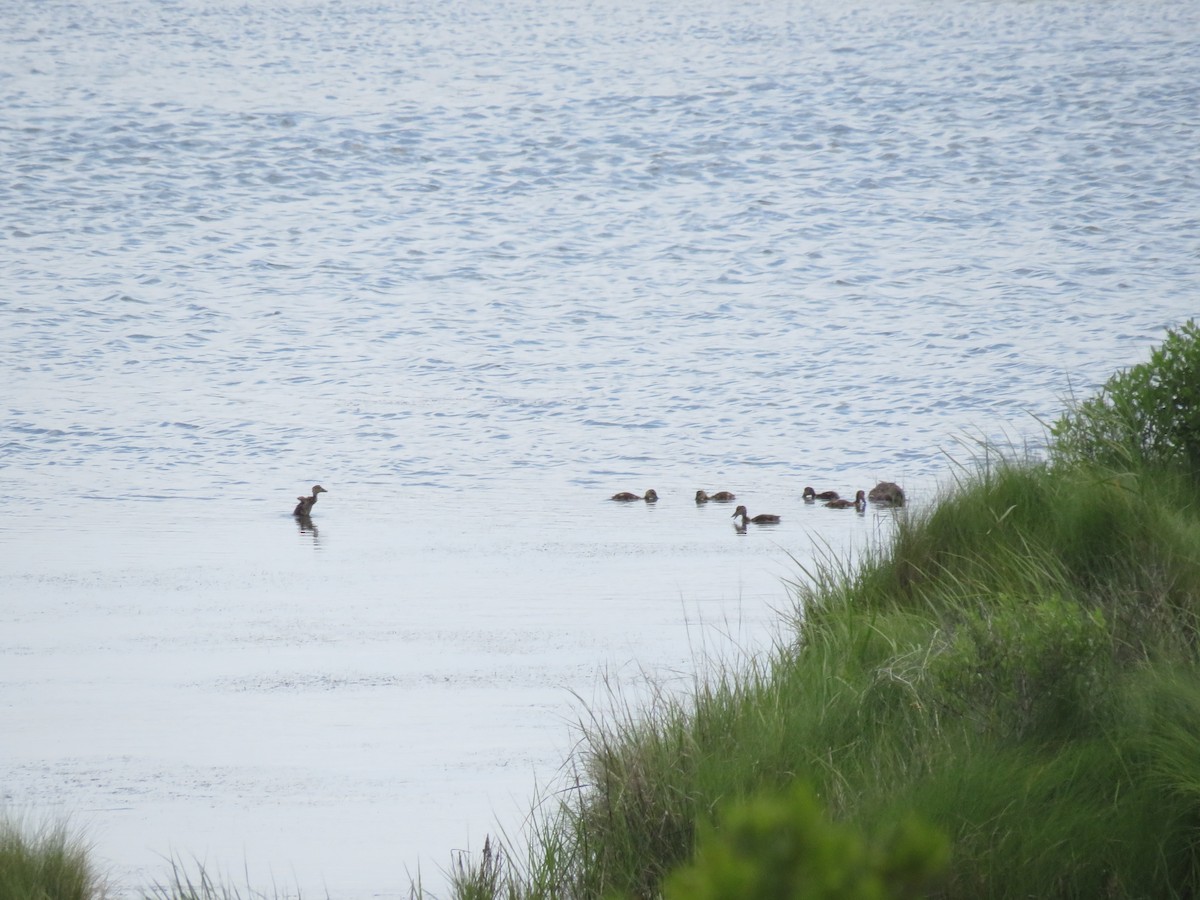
[826,490,866,510]
[731,504,781,524]
[802,486,839,501]
[696,490,737,503]
[612,489,659,502]
[294,484,327,517]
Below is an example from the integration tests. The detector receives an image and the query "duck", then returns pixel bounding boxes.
[612,489,659,502]
[696,490,737,503]
[731,505,781,525]
[825,490,866,510]
[867,481,906,505]
[802,486,839,501]
[293,485,327,517]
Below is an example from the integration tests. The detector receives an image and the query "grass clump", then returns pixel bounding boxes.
[0,822,315,900]
[142,857,310,900]
[0,816,105,900]
[928,590,1112,743]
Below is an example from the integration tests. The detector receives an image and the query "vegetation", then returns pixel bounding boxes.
[1050,318,1200,474]
[140,858,303,900]
[5,319,1200,898]
[661,783,948,900]
[0,816,103,900]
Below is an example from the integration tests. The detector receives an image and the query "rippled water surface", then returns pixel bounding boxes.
[3,0,1199,895]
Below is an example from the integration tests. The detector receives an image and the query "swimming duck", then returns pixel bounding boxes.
[802,486,839,501]
[293,485,327,517]
[612,489,659,502]
[825,490,866,510]
[731,505,781,525]
[867,481,906,505]
[696,490,737,503]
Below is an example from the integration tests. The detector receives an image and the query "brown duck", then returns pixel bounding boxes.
[825,490,865,510]
[696,490,737,503]
[612,489,659,502]
[731,505,781,525]
[294,485,327,517]
[802,486,839,501]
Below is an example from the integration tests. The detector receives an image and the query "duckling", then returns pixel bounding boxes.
[825,490,866,510]
[293,485,327,517]
[695,490,737,503]
[802,486,839,501]
[731,505,781,525]
[612,489,659,502]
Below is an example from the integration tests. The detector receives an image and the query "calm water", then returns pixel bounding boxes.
[3,0,1199,895]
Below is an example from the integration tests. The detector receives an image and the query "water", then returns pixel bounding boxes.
[2,0,1198,895]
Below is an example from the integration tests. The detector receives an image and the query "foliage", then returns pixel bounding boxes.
[930,592,1113,742]
[661,783,947,900]
[449,837,514,900]
[1052,318,1200,472]
[0,816,104,900]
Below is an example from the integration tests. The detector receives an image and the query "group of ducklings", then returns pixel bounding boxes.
[610,481,905,527]
[292,481,904,525]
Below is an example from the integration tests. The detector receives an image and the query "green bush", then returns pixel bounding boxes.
[1052,319,1200,472]
[661,783,947,900]
[930,593,1113,742]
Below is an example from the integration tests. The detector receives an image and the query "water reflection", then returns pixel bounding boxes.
[295,514,321,545]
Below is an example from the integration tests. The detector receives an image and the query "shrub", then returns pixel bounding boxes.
[661,783,947,900]
[930,593,1112,742]
[1052,319,1200,472]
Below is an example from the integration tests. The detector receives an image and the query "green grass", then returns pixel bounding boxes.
[0,816,104,900]
[0,824,321,900]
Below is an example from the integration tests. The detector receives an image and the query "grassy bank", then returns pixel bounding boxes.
[6,321,1200,898]
[447,320,1200,899]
